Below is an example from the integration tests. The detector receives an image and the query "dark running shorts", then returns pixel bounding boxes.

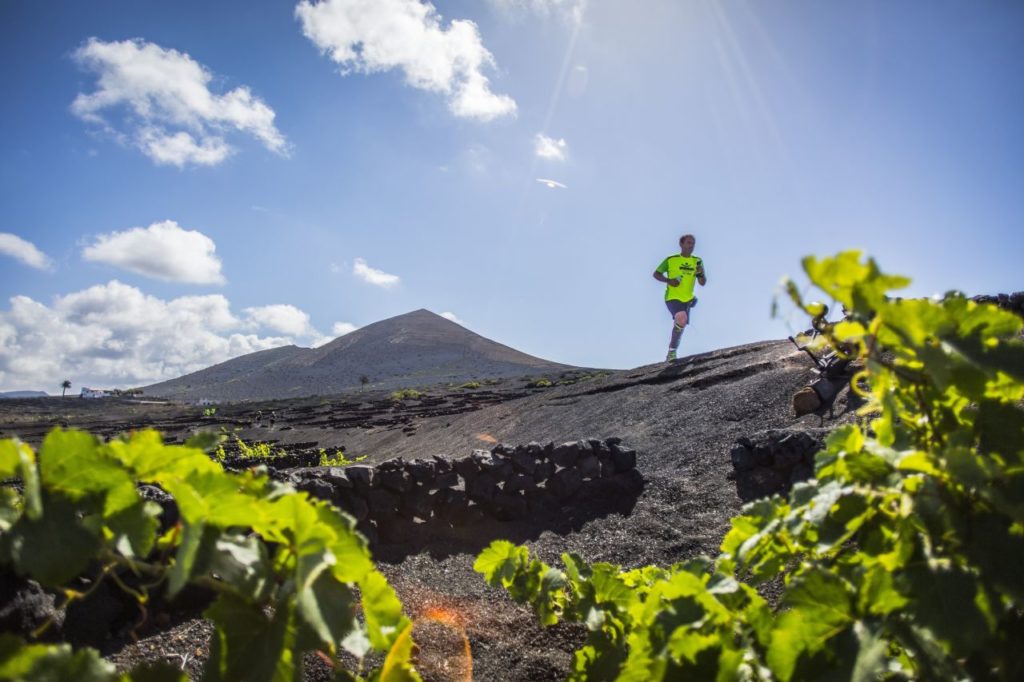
[666,298,697,321]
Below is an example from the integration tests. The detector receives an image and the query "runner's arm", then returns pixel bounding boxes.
[654,259,679,286]
[653,271,679,286]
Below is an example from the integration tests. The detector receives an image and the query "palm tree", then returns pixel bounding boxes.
[359,375,369,391]
[61,379,72,397]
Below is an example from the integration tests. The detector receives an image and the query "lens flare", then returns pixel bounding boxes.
[415,605,473,681]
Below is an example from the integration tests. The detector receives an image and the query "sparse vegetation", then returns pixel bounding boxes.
[526,377,552,388]
[453,380,481,390]
[478,252,1024,680]
[0,429,415,679]
[232,435,285,459]
[201,406,217,417]
[390,388,424,401]
[318,448,367,467]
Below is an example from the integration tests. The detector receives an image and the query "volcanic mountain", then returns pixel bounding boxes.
[142,309,575,401]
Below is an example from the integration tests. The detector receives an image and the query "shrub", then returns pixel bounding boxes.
[527,378,552,388]
[390,388,423,401]
[454,381,481,390]
[318,448,367,467]
[0,429,417,679]
[477,251,1024,680]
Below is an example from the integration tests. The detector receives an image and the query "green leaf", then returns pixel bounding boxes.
[295,568,358,655]
[168,521,213,598]
[203,593,297,682]
[858,565,908,616]
[0,440,40,522]
[768,570,854,680]
[473,540,522,587]
[359,571,409,652]
[0,633,119,681]
[1,495,100,587]
[206,532,274,601]
[369,621,420,682]
[106,499,161,559]
[904,563,992,654]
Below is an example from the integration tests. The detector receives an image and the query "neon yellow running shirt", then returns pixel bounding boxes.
[656,254,704,302]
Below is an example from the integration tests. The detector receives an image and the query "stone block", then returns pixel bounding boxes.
[505,473,538,495]
[378,468,411,493]
[366,489,399,518]
[533,460,555,483]
[336,491,368,522]
[453,456,480,481]
[509,449,537,476]
[730,445,755,472]
[578,455,601,480]
[405,458,436,483]
[549,468,583,499]
[752,444,774,467]
[434,471,460,489]
[491,493,528,521]
[610,446,637,472]
[345,465,375,491]
[551,441,580,467]
[467,472,498,503]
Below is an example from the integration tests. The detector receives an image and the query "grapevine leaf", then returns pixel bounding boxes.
[0,633,118,681]
[858,565,908,616]
[0,440,41,522]
[203,593,296,682]
[369,621,420,682]
[106,499,161,559]
[39,429,134,504]
[206,532,274,602]
[360,571,410,651]
[168,521,214,598]
[904,563,991,654]
[1,495,100,587]
[295,568,358,655]
[473,540,521,587]
[768,570,853,680]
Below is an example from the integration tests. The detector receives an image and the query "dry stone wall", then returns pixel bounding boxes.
[730,429,829,502]
[287,438,640,542]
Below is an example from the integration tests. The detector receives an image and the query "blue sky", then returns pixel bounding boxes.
[1,0,1022,393]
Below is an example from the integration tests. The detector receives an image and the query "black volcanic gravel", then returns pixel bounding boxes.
[1,340,856,680]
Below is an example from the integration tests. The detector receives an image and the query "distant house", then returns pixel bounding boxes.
[196,398,219,406]
[80,387,114,398]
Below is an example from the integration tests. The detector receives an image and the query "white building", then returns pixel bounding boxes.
[80,387,113,398]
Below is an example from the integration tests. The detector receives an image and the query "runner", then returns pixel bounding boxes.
[653,234,706,361]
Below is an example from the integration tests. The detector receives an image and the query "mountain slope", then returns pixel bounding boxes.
[143,309,574,401]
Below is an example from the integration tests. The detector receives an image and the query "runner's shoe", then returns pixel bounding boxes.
[666,349,677,362]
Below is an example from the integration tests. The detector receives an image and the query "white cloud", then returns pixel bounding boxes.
[331,321,359,336]
[353,257,400,288]
[0,281,331,391]
[244,304,315,336]
[534,133,568,161]
[440,311,465,325]
[295,0,517,121]
[82,220,225,285]
[0,233,53,271]
[71,38,287,167]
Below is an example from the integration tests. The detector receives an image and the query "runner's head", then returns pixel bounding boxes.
[679,234,695,256]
